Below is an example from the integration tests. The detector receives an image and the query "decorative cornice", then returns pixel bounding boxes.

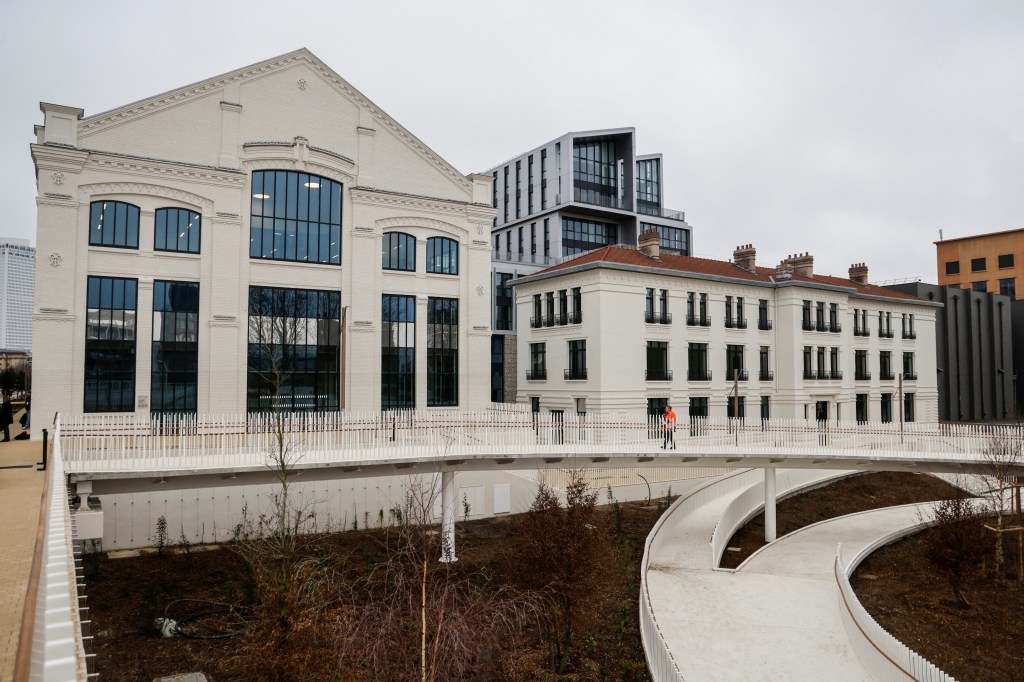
[84,149,245,186]
[242,158,355,185]
[242,141,295,149]
[36,197,80,211]
[375,216,468,237]
[78,182,214,211]
[43,192,73,200]
[308,144,354,165]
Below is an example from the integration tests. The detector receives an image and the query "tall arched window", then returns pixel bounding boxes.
[249,170,342,265]
[89,200,140,248]
[382,232,416,271]
[426,236,458,275]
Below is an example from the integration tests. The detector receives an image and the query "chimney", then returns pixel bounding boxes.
[849,262,869,285]
[780,252,814,277]
[638,228,660,260]
[733,243,756,271]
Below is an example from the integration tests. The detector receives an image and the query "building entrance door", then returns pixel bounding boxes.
[815,400,829,422]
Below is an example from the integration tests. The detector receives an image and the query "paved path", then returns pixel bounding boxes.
[647,471,937,681]
[0,411,44,682]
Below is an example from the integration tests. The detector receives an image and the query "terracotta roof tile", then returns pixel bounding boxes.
[532,246,927,303]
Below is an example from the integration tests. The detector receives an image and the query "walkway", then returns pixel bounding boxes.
[647,473,938,681]
[0,411,42,682]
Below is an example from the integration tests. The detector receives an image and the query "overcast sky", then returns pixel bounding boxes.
[2,0,1021,282]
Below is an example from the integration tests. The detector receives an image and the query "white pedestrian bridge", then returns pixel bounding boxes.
[20,409,1022,681]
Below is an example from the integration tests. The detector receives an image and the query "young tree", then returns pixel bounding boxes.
[509,469,600,672]
[922,494,990,607]
[981,427,1023,577]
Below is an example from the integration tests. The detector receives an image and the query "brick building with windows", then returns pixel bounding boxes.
[30,49,496,424]
[936,227,1024,299]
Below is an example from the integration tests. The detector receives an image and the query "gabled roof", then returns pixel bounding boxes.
[76,48,471,192]
[522,245,927,303]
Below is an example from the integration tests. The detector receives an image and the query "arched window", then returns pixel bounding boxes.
[382,232,416,271]
[89,200,140,248]
[426,237,458,275]
[249,170,342,265]
[155,208,201,254]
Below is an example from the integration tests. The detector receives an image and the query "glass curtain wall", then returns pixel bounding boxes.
[151,281,199,413]
[249,170,341,264]
[573,140,617,207]
[427,297,458,406]
[84,276,138,412]
[382,294,416,409]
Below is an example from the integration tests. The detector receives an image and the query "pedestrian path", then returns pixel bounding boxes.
[0,410,45,682]
[646,469,941,681]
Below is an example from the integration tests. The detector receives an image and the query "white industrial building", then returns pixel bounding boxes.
[514,231,940,422]
[30,48,495,424]
[0,238,35,353]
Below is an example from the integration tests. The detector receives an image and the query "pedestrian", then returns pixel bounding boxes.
[15,392,30,440]
[0,390,13,442]
[661,403,677,450]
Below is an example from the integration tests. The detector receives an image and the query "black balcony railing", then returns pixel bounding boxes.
[568,310,582,324]
[688,369,712,381]
[724,318,735,329]
[880,330,894,339]
[725,368,748,381]
[829,370,843,380]
[803,369,818,380]
[881,371,895,381]
[903,371,917,380]
[758,318,773,331]
[525,369,546,381]
[802,320,814,331]
[902,331,917,340]
[700,316,711,327]
[854,326,870,337]
[543,315,555,328]
[554,314,566,326]
[856,371,872,381]
[530,316,542,329]
[645,311,672,325]
[816,321,828,332]
[736,318,747,329]
[645,369,673,381]
[759,369,774,381]
[829,322,842,333]
[564,368,587,380]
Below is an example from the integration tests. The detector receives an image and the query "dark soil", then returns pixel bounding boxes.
[83,497,668,681]
[719,472,964,569]
[853,526,1024,681]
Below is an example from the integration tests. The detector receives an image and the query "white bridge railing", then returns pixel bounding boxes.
[59,410,1021,473]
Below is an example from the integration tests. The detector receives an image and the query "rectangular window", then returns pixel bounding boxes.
[816,301,826,331]
[248,286,341,411]
[646,341,670,380]
[803,346,813,379]
[567,340,587,380]
[880,350,893,380]
[689,397,709,418]
[802,300,812,330]
[759,346,771,381]
[903,351,916,379]
[151,281,199,414]
[998,253,1014,269]
[971,257,986,272]
[515,160,521,219]
[816,346,826,377]
[558,290,568,324]
[660,289,669,322]
[973,281,988,292]
[494,273,513,331]
[855,349,869,380]
[573,140,617,207]
[727,396,745,421]
[543,219,550,258]
[641,222,690,255]
[904,393,915,422]
[518,227,523,255]
[490,335,503,402]
[830,347,840,379]
[527,155,534,214]
[505,231,511,255]
[760,395,770,421]
[699,293,709,325]
[735,297,745,327]
[545,292,555,326]
[561,218,617,257]
[503,166,509,222]
[155,207,201,254]
[726,344,745,380]
[90,200,141,249]
[725,296,734,327]
[571,287,582,323]
[945,261,960,275]
[427,298,458,406]
[687,292,696,324]
[758,299,771,330]
[84,276,138,412]
[829,303,840,332]
[881,393,893,423]
[636,158,661,215]
[540,149,548,209]
[530,223,537,256]
[380,293,415,409]
[532,294,542,328]
[856,394,868,423]
[688,343,710,380]
[1000,278,1016,298]
[645,288,655,320]
[528,343,546,380]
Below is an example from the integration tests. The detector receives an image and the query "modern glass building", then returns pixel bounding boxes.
[0,239,35,353]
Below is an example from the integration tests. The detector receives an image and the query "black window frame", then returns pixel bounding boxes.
[998,254,1014,269]
[382,232,417,272]
[426,236,458,275]
[89,200,140,249]
[151,280,200,414]
[84,276,138,412]
[971,257,987,272]
[945,261,960,275]
[249,170,342,265]
[154,207,201,254]
[381,293,416,410]
[427,297,459,407]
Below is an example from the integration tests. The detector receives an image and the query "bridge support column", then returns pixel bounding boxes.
[764,468,777,543]
[440,470,457,563]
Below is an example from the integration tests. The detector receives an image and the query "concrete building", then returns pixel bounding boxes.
[30,49,496,424]
[888,282,1014,421]
[0,238,35,353]
[484,128,692,402]
[936,227,1024,299]
[514,233,940,422]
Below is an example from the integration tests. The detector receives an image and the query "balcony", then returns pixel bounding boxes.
[758,318,773,331]
[725,368,748,381]
[688,369,713,381]
[637,204,687,221]
[856,371,872,381]
[686,315,711,327]
[645,311,672,325]
[902,331,917,340]
[567,188,633,212]
[829,322,842,333]
[564,368,588,381]
[554,314,566,326]
[816,321,828,332]
[853,327,870,337]
[828,370,843,380]
[543,315,555,328]
[759,369,774,381]
[802,320,815,331]
[492,249,561,267]
[803,369,818,380]
[645,369,673,381]
[568,310,582,325]
[736,318,747,329]
[530,316,542,329]
[881,371,895,381]
[525,369,546,381]
[879,330,894,339]
[724,317,747,329]
[903,371,917,380]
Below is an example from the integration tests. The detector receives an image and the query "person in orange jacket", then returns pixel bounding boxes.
[662,404,677,450]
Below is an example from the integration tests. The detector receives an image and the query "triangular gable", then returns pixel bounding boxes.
[77,48,471,194]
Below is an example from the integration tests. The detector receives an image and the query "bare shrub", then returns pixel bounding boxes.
[922,494,990,607]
